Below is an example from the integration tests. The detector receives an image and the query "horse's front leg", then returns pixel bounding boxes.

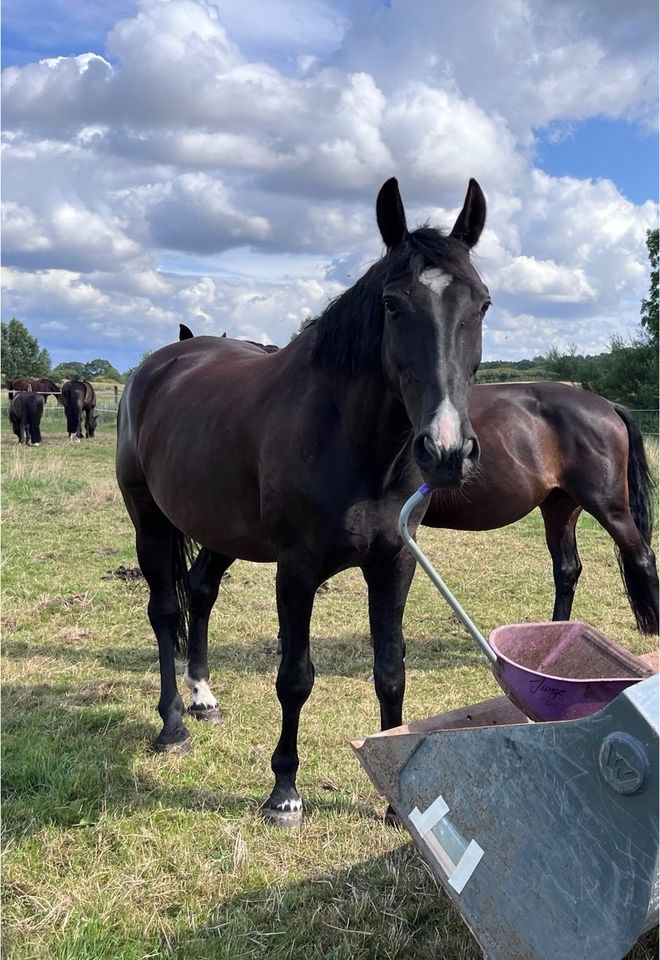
[262,553,318,827]
[362,550,416,820]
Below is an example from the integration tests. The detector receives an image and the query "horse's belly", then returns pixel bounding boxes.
[145,473,277,561]
[426,487,534,531]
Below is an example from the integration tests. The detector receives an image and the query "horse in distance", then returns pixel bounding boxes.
[117,176,489,825]
[423,381,659,634]
[9,391,44,445]
[8,377,62,404]
[61,380,98,441]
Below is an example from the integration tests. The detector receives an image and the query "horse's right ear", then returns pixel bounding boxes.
[221,332,227,338]
[377,178,408,250]
[179,323,194,340]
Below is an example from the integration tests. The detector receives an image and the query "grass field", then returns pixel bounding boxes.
[2,414,658,959]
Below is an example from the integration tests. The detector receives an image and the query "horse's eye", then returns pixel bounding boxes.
[481,300,492,316]
[383,296,399,314]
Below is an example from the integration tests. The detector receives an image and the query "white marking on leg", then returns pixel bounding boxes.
[419,267,453,298]
[184,666,218,709]
[274,797,302,812]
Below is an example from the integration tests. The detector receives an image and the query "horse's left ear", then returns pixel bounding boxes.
[450,179,486,248]
[377,178,408,250]
[179,323,194,340]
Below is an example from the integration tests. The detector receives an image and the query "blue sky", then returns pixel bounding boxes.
[2,0,658,370]
[536,117,658,205]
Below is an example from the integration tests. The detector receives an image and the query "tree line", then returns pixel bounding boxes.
[2,230,657,410]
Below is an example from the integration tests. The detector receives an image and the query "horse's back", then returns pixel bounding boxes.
[116,337,288,558]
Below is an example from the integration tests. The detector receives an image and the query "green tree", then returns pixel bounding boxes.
[51,361,88,381]
[83,358,123,381]
[640,228,658,346]
[1,318,51,384]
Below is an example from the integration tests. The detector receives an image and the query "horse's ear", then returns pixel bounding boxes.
[376,178,408,250]
[221,332,227,338]
[179,323,194,340]
[450,179,486,249]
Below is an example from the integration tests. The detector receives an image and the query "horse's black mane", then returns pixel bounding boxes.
[310,227,471,375]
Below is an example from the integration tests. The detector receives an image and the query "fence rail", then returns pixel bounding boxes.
[2,391,658,436]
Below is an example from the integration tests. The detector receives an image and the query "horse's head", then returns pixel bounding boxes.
[377,178,489,488]
[87,413,99,437]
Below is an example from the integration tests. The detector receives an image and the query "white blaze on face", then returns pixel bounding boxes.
[435,398,461,450]
[419,269,461,449]
[419,267,453,298]
[184,666,218,709]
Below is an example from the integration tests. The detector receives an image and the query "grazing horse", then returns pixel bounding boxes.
[61,380,98,441]
[117,177,489,825]
[8,377,62,404]
[9,391,44,445]
[423,381,659,633]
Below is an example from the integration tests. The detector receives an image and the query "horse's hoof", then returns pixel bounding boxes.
[152,734,192,756]
[260,803,303,829]
[188,705,221,724]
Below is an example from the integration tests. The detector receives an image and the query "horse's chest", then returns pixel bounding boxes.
[336,499,401,556]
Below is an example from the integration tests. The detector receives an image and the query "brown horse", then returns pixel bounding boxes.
[423,382,658,633]
[61,380,98,440]
[179,324,278,353]
[8,377,62,404]
[9,391,44,445]
[117,177,489,825]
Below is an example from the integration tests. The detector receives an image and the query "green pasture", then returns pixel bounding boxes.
[2,416,658,959]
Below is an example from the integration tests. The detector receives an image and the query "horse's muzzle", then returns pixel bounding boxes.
[412,430,480,488]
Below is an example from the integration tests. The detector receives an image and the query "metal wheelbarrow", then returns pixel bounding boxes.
[351,484,659,960]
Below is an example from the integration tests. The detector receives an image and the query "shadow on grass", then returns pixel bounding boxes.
[1,678,382,844]
[1,681,268,843]
[159,847,659,960]
[3,627,484,682]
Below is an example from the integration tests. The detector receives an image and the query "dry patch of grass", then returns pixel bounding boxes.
[2,422,658,960]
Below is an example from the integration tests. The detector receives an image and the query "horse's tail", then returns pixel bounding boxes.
[172,530,197,658]
[613,403,658,633]
[614,404,654,545]
[27,395,42,444]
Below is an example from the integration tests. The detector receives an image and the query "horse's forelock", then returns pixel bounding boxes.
[310,225,459,374]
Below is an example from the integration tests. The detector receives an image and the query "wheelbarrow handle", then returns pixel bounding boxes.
[398,486,497,665]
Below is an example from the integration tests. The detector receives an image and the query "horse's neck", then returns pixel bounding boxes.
[340,372,413,468]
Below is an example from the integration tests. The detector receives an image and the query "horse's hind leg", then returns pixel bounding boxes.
[184,547,233,723]
[129,496,192,754]
[540,491,583,621]
[262,553,318,827]
[584,503,659,634]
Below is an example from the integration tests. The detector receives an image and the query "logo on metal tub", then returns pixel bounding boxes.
[529,677,565,699]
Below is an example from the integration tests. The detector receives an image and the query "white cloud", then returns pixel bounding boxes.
[1,0,657,368]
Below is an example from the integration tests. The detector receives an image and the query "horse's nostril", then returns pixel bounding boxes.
[424,435,437,457]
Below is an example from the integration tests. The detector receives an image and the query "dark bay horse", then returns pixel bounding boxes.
[8,377,62,404]
[179,324,278,353]
[61,380,98,441]
[9,391,44,445]
[118,177,489,825]
[423,381,659,633]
